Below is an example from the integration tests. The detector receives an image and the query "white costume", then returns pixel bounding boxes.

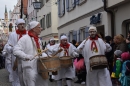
[13,21,48,86]
[6,19,26,86]
[2,44,13,82]
[50,35,78,86]
[77,26,112,86]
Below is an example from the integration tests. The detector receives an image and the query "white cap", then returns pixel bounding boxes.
[27,21,39,31]
[88,26,97,32]
[15,19,25,26]
[60,35,67,40]
[50,38,54,41]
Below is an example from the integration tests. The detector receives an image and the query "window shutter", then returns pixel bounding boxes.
[85,27,89,38]
[42,17,45,29]
[58,0,61,17]
[73,31,77,41]
[76,0,79,5]
[75,31,77,41]
[62,0,65,15]
[46,14,48,28]
[68,32,70,42]
[66,0,69,12]
[72,0,76,8]
[49,13,51,27]
[77,30,80,42]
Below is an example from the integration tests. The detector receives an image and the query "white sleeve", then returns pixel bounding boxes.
[77,40,86,53]
[13,37,29,60]
[105,43,112,52]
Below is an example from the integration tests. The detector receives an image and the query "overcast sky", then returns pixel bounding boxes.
[0,0,17,19]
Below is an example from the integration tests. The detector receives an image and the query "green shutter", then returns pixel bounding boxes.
[49,13,51,27]
[46,14,48,28]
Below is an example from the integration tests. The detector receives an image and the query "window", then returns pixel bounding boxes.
[80,26,86,41]
[58,0,65,17]
[46,13,51,28]
[66,0,76,12]
[76,0,87,5]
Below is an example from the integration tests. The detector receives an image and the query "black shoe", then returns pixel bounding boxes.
[49,78,53,82]
[74,80,81,83]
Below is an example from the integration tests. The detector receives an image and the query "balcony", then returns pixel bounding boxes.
[107,0,129,8]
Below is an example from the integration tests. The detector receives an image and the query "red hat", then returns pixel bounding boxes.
[121,52,130,61]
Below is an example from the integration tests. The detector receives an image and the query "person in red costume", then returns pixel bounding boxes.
[77,26,112,86]
[49,35,79,86]
[6,19,27,86]
[13,21,48,86]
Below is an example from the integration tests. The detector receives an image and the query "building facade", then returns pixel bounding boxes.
[107,0,130,37]
[37,0,58,44]
[57,0,111,43]
[10,0,21,31]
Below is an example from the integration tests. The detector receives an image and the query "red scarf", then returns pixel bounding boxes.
[89,36,98,52]
[60,43,70,56]
[28,30,40,49]
[16,29,27,39]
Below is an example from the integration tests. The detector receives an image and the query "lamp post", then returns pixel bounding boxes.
[33,2,41,21]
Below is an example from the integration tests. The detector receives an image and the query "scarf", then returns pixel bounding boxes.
[16,29,26,39]
[89,36,98,53]
[60,43,70,56]
[28,30,40,49]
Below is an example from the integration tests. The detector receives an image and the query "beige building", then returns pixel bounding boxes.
[107,0,130,37]
[37,0,58,44]
[57,0,112,42]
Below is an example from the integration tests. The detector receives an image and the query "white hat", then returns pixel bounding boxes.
[88,26,97,32]
[114,50,122,57]
[27,21,39,31]
[15,19,25,26]
[50,38,54,41]
[60,35,67,40]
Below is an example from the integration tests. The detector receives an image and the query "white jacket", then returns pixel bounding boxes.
[13,34,48,86]
[50,43,77,80]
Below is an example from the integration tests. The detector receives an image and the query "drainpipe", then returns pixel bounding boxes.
[20,0,23,18]
[103,0,114,37]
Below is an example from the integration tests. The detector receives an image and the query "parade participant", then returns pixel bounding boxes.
[46,38,56,82]
[50,35,79,86]
[13,21,48,86]
[2,43,13,82]
[6,19,26,86]
[77,26,112,86]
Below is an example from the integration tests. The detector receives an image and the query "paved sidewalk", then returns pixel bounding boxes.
[0,69,85,86]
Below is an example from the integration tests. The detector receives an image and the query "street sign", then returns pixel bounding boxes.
[33,2,41,9]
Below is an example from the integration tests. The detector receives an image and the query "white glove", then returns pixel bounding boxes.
[7,46,13,53]
[80,44,85,49]
[105,43,112,52]
[25,55,34,61]
[73,52,79,57]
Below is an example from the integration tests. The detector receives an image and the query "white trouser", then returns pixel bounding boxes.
[6,63,14,82]
[12,70,21,86]
[86,68,112,86]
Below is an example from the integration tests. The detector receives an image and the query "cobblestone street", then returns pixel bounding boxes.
[0,69,85,86]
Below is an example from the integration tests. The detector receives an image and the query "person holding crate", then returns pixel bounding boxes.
[49,35,79,86]
[77,26,112,86]
[13,21,48,86]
